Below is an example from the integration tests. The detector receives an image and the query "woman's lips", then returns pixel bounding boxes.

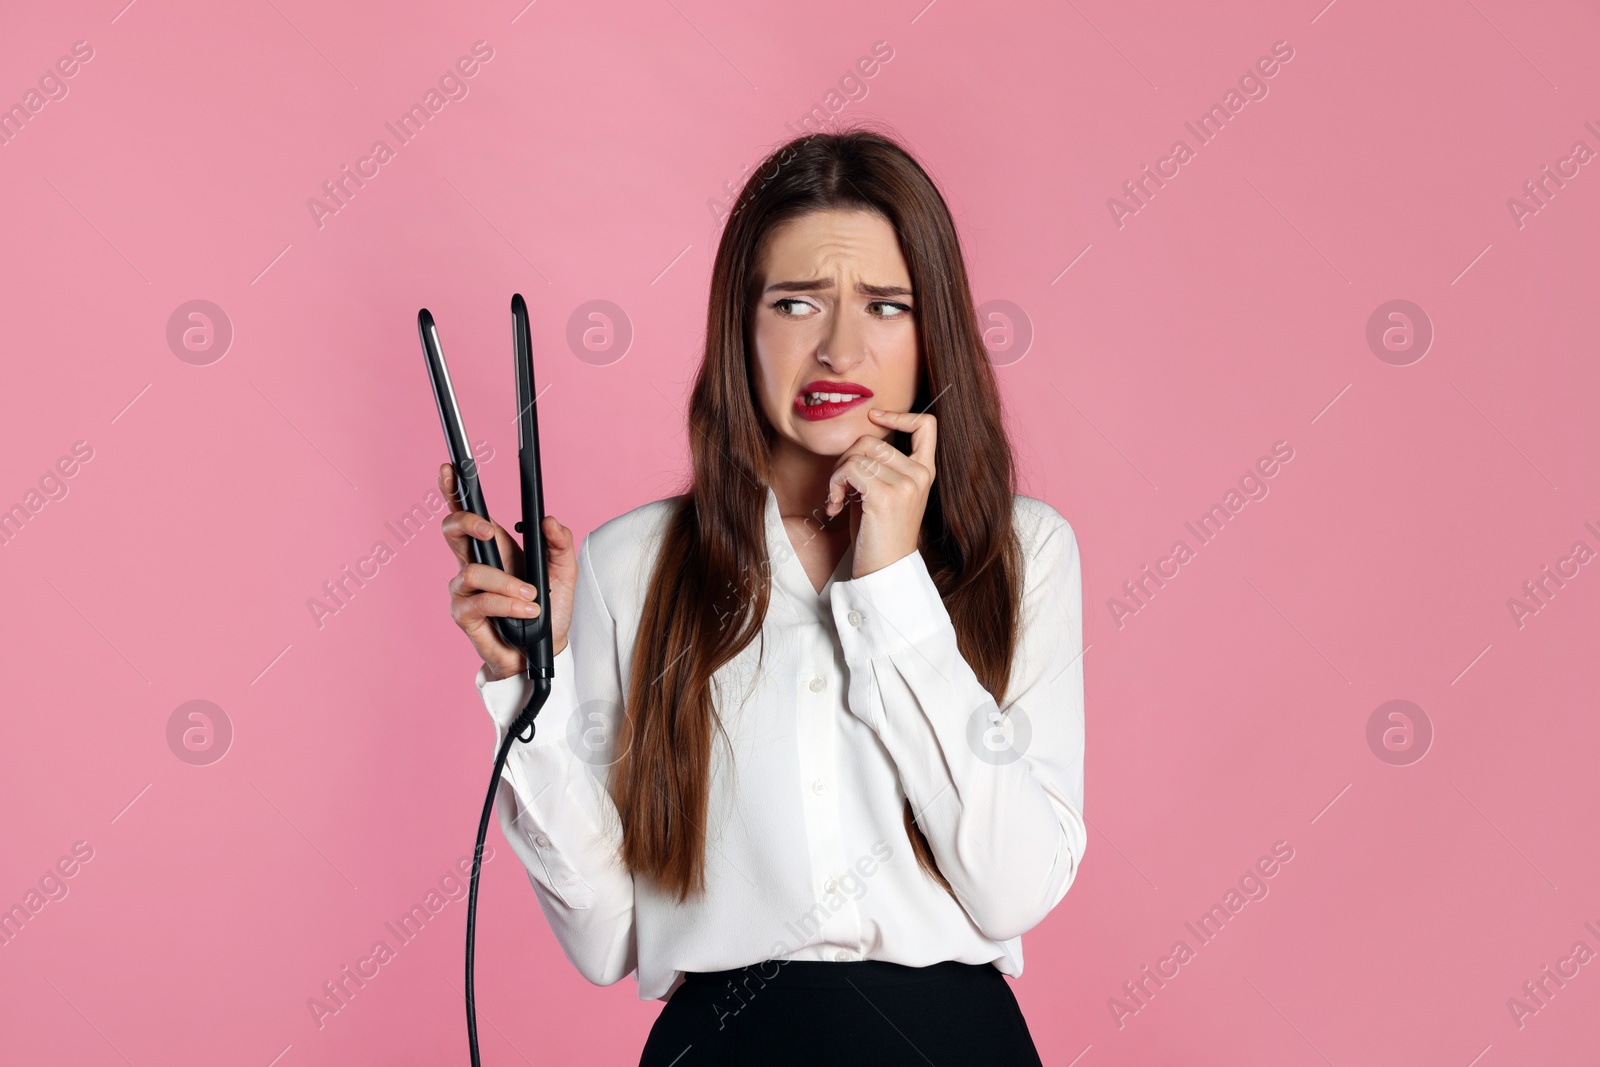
[794,391,871,421]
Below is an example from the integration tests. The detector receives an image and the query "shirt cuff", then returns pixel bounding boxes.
[475,643,576,747]
[829,549,952,664]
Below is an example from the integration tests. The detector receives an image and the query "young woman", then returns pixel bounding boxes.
[438,128,1086,1066]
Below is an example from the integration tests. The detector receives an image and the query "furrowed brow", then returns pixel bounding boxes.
[762,279,914,298]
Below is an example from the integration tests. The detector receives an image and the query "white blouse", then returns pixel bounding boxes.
[475,484,1086,1002]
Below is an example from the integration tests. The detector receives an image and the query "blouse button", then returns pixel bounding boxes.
[847,610,863,627]
[808,675,825,693]
[834,951,851,962]
[533,834,551,849]
[823,878,839,894]
[811,777,829,795]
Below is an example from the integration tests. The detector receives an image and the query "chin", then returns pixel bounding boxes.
[793,419,865,451]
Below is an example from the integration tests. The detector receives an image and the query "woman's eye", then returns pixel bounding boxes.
[772,298,817,318]
[870,301,912,319]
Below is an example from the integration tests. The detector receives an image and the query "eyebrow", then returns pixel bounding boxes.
[762,279,914,299]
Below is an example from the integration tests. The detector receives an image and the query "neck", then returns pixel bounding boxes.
[768,437,844,526]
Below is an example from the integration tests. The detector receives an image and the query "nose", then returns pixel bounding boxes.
[817,307,866,375]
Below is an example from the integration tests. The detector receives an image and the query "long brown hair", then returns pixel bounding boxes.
[608,126,1024,903]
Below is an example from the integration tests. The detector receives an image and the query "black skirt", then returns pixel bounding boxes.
[637,958,1044,1066]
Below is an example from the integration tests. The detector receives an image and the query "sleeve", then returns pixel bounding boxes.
[476,532,638,986]
[827,510,1087,943]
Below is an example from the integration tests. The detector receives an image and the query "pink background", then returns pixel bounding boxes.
[2,0,1597,1063]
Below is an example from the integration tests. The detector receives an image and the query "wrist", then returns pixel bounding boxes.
[482,640,566,682]
[483,660,524,683]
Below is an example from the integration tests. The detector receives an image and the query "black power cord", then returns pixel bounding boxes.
[465,685,548,1066]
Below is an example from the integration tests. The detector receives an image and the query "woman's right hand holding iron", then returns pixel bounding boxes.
[438,463,576,681]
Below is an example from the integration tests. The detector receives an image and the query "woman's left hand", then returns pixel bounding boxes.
[824,408,938,579]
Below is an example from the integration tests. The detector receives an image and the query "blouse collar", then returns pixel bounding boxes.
[762,483,853,621]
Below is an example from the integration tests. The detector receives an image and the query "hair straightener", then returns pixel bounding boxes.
[417,294,553,1066]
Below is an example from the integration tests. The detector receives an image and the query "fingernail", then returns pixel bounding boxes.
[521,602,537,614]
[521,586,536,599]
[869,408,885,415]
[479,523,494,538]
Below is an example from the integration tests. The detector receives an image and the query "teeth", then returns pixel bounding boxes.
[804,391,862,405]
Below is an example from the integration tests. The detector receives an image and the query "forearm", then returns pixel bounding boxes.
[830,525,1087,942]
[479,652,638,985]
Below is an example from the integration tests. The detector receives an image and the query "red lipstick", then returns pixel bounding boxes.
[794,379,873,422]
